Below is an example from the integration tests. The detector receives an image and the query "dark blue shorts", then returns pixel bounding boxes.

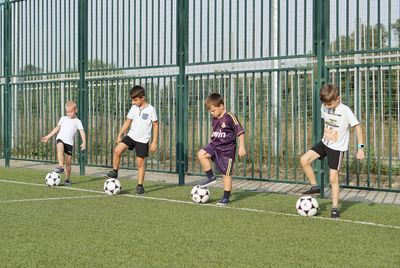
[203,143,236,176]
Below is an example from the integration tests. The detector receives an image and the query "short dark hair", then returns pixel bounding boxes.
[130,85,145,99]
[205,93,224,109]
[320,84,340,103]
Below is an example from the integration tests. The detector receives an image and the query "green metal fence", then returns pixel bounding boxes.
[1,0,400,192]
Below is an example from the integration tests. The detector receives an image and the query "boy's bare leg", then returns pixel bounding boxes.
[329,169,340,208]
[197,149,212,171]
[222,175,232,191]
[65,155,72,180]
[197,149,217,187]
[300,150,320,185]
[56,143,65,168]
[112,143,129,170]
[136,156,145,185]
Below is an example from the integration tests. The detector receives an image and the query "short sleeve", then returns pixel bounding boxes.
[127,106,135,119]
[151,107,158,122]
[320,105,324,119]
[77,119,84,130]
[345,106,359,127]
[58,117,64,126]
[227,112,244,136]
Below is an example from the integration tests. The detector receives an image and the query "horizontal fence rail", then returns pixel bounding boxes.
[187,68,314,183]
[0,0,400,193]
[86,76,177,173]
[327,64,400,190]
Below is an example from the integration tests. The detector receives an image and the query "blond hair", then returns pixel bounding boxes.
[65,101,77,110]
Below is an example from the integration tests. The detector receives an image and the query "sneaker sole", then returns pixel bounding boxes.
[216,202,228,206]
[198,180,217,188]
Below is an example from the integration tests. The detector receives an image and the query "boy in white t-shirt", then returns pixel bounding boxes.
[300,84,365,219]
[107,85,158,194]
[41,101,86,185]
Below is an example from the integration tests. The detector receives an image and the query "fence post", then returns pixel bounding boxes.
[313,0,329,197]
[176,0,189,185]
[78,0,88,175]
[3,0,11,167]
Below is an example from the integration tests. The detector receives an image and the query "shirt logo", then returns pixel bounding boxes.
[142,113,149,120]
[221,122,226,128]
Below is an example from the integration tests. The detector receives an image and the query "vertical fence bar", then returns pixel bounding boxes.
[78,0,88,175]
[313,0,328,197]
[176,0,188,184]
[3,1,11,167]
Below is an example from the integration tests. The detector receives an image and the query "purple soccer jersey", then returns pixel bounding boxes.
[203,111,244,175]
[210,111,244,149]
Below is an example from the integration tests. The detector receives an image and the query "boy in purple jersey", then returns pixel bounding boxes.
[198,93,246,206]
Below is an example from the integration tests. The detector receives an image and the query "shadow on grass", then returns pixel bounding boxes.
[69,175,106,185]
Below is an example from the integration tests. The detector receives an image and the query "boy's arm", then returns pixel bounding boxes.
[237,133,246,157]
[354,124,365,160]
[79,129,86,150]
[116,118,133,144]
[41,125,61,143]
[150,121,159,153]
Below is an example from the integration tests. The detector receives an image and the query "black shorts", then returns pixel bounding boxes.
[121,136,149,158]
[311,141,344,170]
[56,139,73,156]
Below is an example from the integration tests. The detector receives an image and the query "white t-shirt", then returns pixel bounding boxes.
[127,104,158,143]
[320,103,359,151]
[56,116,84,146]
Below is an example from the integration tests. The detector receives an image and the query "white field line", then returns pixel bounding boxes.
[0,195,106,203]
[1,179,400,231]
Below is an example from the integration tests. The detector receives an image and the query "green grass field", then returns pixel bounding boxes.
[0,167,399,267]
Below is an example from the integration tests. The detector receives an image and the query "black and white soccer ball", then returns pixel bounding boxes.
[45,172,61,187]
[191,185,210,204]
[103,178,122,195]
[296,195,319,216]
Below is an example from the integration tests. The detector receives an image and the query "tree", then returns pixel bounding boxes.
[392,19,400,46]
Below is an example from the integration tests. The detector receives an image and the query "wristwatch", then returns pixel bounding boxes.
[357,144,365,149]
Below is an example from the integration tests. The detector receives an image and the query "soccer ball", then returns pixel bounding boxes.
[296,196,319,216]
[45,172,61,187]
[103,178,122,195]
[191,185,210,204]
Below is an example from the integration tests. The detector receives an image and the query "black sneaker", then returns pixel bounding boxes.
[136,185,145,195]
[106,170,118,179]
[53,166,65,173]
[216,198,230,206]
[198,176,217,188]
[302,186,320,195]
[331,209,340,219]
[64,180,71,186]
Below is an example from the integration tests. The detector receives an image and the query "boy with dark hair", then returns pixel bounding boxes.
[197,92,246,206]
[300,84,365,218]
[107,85,158,194]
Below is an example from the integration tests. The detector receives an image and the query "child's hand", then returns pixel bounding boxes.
[41,136,49,143]
[238,145,246,158]
[356,149,364,160]
[80,143,86,151]
[150,142,157,153]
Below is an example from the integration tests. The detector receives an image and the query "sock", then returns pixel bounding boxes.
[137,184,143,187]
[223,191,231,199]
[205,169,214,179]
[332,207,339,211]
